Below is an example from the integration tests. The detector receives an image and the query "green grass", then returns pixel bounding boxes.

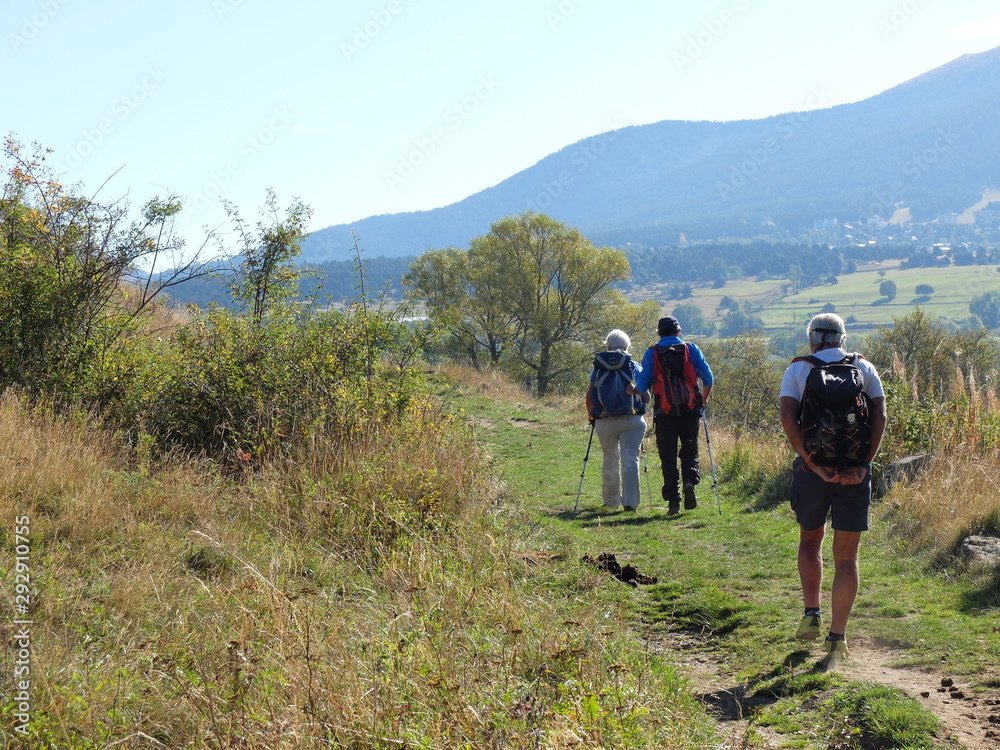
[462,383,1000,748]
[761,264,1000,328]
[646,262,1000,332]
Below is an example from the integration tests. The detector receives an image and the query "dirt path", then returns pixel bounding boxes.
[839,639,1000,750]
[668,634,1000,749]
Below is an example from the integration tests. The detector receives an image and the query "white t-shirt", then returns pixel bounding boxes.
[779,348,885,402]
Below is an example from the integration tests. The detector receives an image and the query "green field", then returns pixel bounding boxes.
[640,262,1000,333]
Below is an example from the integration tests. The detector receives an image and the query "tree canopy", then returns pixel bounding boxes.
[405,212,648,395]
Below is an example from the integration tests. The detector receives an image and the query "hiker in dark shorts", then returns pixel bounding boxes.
[628,315,713,515]
[779,313,887,665]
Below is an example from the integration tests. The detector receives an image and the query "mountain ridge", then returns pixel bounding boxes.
[302,46,1000,262]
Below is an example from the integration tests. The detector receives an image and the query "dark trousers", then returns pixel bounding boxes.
[654,409,701,502]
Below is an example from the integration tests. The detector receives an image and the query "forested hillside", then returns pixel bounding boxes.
[300,46,1000,261]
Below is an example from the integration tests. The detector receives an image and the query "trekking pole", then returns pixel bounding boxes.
[573,421,596,512]
[641,438,654,511]
[701,411,722,515]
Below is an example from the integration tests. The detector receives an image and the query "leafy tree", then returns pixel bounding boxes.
[970,290,1000,329]
[788,264,803,295]
[915,284,935,296]
[671,302,716,337]
[719,309,763,338]
[0,138,209,398]
[226,189,311,323]
[879,279,897,300]
[864,308,1000,402]
[406,212,633,396]
[405,247,512,367]
[700,333,782,433]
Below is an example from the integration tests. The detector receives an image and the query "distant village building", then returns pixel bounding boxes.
[812,218,838,231]
[976,209,999,227]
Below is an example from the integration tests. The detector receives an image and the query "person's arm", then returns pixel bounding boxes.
[689,344,714,403]
[585,382,595,421]
[839,395,886,484]
[866,396,886,463]
[780,395,839,482]
[627,347,654,396]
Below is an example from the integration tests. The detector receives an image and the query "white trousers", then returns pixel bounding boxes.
[594,413,647,508]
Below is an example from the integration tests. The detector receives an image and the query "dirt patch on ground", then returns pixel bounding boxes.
[509,417,545,430]
[839,639,1000,750]
[662,633,1000,749]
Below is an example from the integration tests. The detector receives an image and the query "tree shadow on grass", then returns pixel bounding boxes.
[910,295,932,304]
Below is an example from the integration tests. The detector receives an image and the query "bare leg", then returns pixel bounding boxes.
[798,525,825,611]
[829,530,862,635]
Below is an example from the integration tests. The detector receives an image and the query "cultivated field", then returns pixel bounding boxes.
[635,261,1000,333]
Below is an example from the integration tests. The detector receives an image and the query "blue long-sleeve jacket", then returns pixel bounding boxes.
[633,336,714,394]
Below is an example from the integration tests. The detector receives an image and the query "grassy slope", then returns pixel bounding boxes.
[463,379,1000,748]
[3,366,998,748]
[645,262,1000,331]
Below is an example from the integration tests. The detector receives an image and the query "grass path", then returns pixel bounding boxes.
[464,386,1000,748]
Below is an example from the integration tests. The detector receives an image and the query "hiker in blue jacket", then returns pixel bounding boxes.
[585,329,649,511]
[629,316,713,515]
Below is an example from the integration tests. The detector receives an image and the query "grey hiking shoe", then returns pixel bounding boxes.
[683,483,697,510]
[796,613,822,640]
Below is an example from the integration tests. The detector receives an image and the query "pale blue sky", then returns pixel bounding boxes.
[4,0,1000,257]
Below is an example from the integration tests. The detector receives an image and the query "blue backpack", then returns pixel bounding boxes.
[590,351,645,419]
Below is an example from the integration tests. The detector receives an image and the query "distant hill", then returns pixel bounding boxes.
[301,46,1000,262]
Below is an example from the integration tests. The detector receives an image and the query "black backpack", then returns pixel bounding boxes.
[652,343,702,414]
[794,354,873,469]
[591,351,644,419]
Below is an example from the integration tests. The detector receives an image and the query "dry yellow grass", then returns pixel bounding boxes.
[0,384,708,748]
[881,455,1000,558]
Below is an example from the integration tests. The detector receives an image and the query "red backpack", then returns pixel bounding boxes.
[651,343,702,414]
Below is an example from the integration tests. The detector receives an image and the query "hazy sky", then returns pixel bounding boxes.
[4,0,1000,256]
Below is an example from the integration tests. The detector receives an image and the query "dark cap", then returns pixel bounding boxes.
[657,316,680,336]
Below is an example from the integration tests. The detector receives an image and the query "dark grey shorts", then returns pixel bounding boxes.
[789,457,871,532]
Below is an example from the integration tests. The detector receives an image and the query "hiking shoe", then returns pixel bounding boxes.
[821,638,849,669]
[622,505,637,512]
[683,483,697,510]
[796,613,822,640]
[667,501,680,515]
